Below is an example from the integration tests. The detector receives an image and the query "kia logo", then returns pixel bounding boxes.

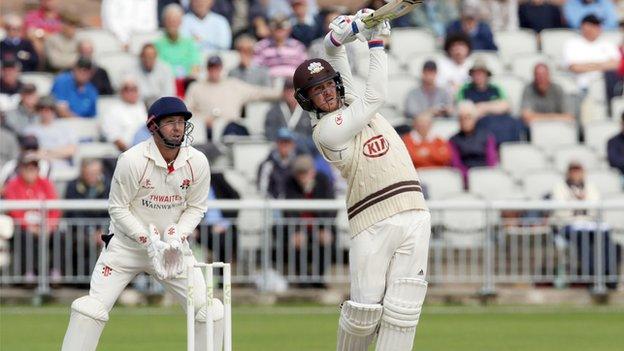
[363,135,390,158]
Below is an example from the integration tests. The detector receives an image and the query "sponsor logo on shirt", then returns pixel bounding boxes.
[142,179,155,189]
[102,265,113,277]
[335,114,343,125]
[363,135,390,158]
[180,179,191,190]
[141,194,185,210]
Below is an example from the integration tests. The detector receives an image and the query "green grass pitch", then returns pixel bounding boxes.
[1,305,623,350]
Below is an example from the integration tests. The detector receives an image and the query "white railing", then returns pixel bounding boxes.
[1,199,623,295]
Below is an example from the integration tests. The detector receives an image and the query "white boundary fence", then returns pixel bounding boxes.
[1,199,623,296]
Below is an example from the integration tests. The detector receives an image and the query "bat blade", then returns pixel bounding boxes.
[361,0,422,29]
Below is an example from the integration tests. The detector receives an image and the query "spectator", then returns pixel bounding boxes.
[281,154,336,287]
[265,79,312,140]
[4,84,40,135]
[449,101,498,184]
[155,3,201,79]
[229,35,272,87]
[100,76,148,151]
[405,60,454,120]
[257,127,300,198]
[64,159,110,218]
[519,0,565,33]
[24,0,62,66]
[290,0,319,48]
[457,58,522,144]
[445,2,497,51]
[436,33,472,96]
[607,112,624,175]
[44,10,80,71]
[23,96,78,172]
[562,14,620,93]
[1,14,39,71]
[253,15,308,80]
[267,0,319,22]
[131,43,176,103]
[185,55,281,140]
[181,0,232,52]
[101,0,158,47]
[0,135,51,186]
[402,113,452,169]
[51,57,98,118]
[479,0,519,32]
[563,0,619,30]
[248,0,272,40]
[410,0,459,39]
[77,40,114,96]
[0,59,24,96]
[521,63,575,125]
[2,152,61,278]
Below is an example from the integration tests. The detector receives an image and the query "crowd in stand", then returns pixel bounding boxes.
[1,0,624,285]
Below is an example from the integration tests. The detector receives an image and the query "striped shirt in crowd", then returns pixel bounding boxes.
[253,38,308,79]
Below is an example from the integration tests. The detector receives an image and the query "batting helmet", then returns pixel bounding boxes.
[146,96,194,148]
[293,58,345,112]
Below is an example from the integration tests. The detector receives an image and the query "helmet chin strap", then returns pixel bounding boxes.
[156,129,183,149]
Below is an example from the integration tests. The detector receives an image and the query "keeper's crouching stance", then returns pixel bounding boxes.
[293,12,431,351]
[61,97,224,351]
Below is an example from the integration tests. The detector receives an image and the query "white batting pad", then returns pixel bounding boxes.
[194,299,225,351]
[61,296,109,351]
[336,300,383,351]
[376,277,427,351]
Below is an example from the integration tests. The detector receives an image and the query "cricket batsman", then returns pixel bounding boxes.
[292,11,430,351]
[61,97,224,351]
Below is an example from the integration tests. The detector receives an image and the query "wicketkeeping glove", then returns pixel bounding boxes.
[146,224,169,280]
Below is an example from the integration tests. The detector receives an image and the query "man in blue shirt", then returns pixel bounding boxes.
[51,57,98,118]
[181,0,232,52]
[563,0,619,30]
[445,2,497,51]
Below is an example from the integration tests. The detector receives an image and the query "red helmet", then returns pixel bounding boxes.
[292,58,345,112]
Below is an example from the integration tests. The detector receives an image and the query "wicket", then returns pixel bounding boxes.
[186,262,232,351]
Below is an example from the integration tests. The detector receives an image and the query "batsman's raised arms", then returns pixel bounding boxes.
[361,0,423,29]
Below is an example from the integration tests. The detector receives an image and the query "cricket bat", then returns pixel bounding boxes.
[360,0,423,29]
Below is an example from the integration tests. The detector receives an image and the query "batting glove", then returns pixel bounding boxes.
[328,15,358,46]
[352,8,375,42]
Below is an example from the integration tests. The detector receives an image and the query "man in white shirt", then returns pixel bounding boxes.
[101,0,157,46]
[436,33,472,96]
[181,0,232,52]
[100,76,148,152]
[562,14,620,92]
[131,43,176,103]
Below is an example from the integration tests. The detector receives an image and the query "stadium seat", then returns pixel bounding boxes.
[20,72,54,95]
[491,75,525,116]
[467,51,504,77]
[511,54,552,81]
[406,51,447,78]
[244,101,273,136]
[76,142,119,160]
[584,120,620,156]
[0,28,5,41]
[552,145,602,173]
[530,120,577,150]
[499,142,549,178]
[551,73,579,96]
[468,167,524,200]
[50,165,79,182]
[603,194,624,246]
[540,29,580,64]
[417,167,464,200]
[430,118,459,140]
[522,169,561,200]
[76,29,123,55]
[389,28,436,63]
[387,75,416,109]
[128,31,162,55]
[96,96,118,118]
[586,77,607,104]
[94,52,137,89]
[611,96,624,120]
[439,193,487,248]
[586,168,623,197]
[58,118,100,143]
[232,141,272,181]
[188,115,207,145]
[494,30,538,65]
[223,169,257,198]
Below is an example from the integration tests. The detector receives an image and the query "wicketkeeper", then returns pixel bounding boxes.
[292,11,431,351]
[61,97,225,351]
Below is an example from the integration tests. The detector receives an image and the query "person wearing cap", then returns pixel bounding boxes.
[185,54,281,141]
[181,0,232,52]
[50,57,99,118]
[292,12,429,350]
[23,95,78,172]
[562,14,620,92]
[77,40,114,95]
[257,127,301,198]
[404,60,454,120]
[564,0,619,30]
[445,2,497,51]
[60,96,225,351]
[4,83,40,135]
[0,59,24,96]
[229,34,272,87]
[44,10,80,71]
[436,33,472,96]
[253,14,308,79]
[155,3,201,79]
[607,112,624,176]
[100,76,148,151]
[1,14,39,72]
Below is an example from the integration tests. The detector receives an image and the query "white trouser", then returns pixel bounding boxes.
[349,209,431,304]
